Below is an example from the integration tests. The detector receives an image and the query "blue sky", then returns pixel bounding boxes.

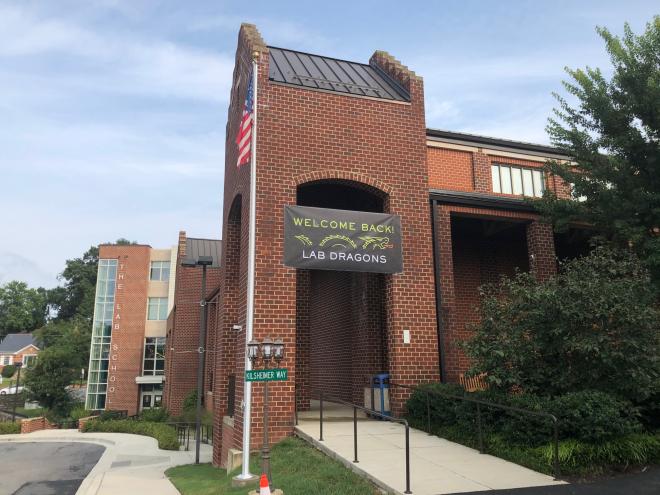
[0,1,657,288]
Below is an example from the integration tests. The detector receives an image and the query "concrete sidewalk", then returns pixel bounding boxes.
[296,415,565,495]
[0,429,212,495]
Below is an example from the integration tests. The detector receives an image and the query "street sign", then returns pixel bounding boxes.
[245,368,288,382]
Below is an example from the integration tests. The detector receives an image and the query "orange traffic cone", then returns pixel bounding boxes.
[259,474,271,495]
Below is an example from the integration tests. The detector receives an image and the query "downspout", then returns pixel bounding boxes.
[429,199,446,383]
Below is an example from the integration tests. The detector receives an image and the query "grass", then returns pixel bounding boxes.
[14,407,45,418]
[166,437,380,495]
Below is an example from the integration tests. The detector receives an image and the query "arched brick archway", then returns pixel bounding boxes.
[294,178,390,410]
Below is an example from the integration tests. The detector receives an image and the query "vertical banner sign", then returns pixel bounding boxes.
[283,205,403,273]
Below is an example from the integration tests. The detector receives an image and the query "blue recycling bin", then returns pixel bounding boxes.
[371,373,390,416]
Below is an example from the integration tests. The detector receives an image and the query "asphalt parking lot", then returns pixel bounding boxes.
[0,442,104,495]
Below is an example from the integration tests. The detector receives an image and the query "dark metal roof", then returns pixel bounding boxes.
[0,333,38,354]
[267,46,410,102]
[430,189,538,213]
[426,128,569,158]
[186,238,222,268]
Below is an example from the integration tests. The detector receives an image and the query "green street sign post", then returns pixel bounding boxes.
[245,368,288,382]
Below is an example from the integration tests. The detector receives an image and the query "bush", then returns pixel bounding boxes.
[0,422,20,434]
[82,419,179,450]
[1,365,16,379]
[140,408,169,423]
[406,387,644,446]
[463,247,660,404]
[69,406,94,421]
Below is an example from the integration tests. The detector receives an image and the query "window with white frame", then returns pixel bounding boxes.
[1,356,10,366]
[22,355,36,368]
[143,337,165,376]
[150,261,170,281]
[491,164,545,198]
[147,297,168,320]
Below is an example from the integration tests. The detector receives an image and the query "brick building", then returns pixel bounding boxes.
[163,232,222,416]
[205,24,590,468]
[85,243,177,415]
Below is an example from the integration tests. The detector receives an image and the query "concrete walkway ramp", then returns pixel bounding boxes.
[295,407,565,495]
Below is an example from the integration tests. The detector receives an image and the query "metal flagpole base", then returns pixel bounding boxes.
[231,473,259,487]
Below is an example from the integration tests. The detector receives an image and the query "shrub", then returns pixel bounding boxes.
[82,419,179,450]
[1,365,16,379]
[406,387,644,446]
[537,434,660,473]
[0,422,20,434]
[140,408,169,423]
[463,246,660,404]
[69,406,94,422]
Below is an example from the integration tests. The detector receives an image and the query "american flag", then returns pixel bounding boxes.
[236,71,254,167]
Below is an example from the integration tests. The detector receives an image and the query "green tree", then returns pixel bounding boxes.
[538,17,660,285]
[0,281,48,338]
[463,246,659,403]
[34,317,92,371]
[24,346,79,417]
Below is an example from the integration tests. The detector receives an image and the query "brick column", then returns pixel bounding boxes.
[472,151,491,193]
[526,221,557,281]
[434,205,459,382]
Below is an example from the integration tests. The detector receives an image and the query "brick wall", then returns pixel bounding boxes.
[102,244,151,416]
[163,233,222,417]
[213,24,439,464]
[428,147,473,191]
[20,417,57,434]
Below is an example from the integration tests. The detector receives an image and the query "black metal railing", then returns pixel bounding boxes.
[166,422,213,450]
[387,380,561,479]
[314,390,412,494]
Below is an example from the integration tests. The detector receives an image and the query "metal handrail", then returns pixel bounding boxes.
[311,390,412,494]
[387,380,560,479]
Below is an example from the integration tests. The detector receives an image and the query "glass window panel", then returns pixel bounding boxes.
[491,165,501,193]
[511,168,523,195]
[161,265,170,281]
[98,395,106,409]
[532,170,544,197]
[522,169,534,196]
[156,360,164,371]
[500,166,512,194]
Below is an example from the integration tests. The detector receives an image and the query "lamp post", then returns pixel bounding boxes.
[181,255,213,464]
[247,337,285,485]
[11,361,23,423]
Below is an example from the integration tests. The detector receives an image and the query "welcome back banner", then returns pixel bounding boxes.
[283,205,403,274]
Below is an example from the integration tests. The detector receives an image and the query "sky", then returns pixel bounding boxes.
[0,0,657,289]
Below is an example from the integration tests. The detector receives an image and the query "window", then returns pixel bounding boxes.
[150,261,170,281]
[86,259,117,411]
[22,355,36,368]
[1,356,10,366]
[491,164,544,198]
[147,297,168,320]
[143,338,165,376]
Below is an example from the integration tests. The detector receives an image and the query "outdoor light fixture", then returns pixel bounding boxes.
[179,254,214,465]
[273,339,284,363]
[246,337,286,486]
[261,336,274,362]
[247,340,260,362]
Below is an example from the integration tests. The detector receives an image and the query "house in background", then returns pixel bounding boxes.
[0,333,40,370]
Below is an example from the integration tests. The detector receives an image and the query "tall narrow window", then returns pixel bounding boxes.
[143,337,165,376]
[147,297,168,320]
[85,259,117,411]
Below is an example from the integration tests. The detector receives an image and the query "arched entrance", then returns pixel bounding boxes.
[295,180,389,409]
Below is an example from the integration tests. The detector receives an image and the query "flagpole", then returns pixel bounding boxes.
[238,50,259,482]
